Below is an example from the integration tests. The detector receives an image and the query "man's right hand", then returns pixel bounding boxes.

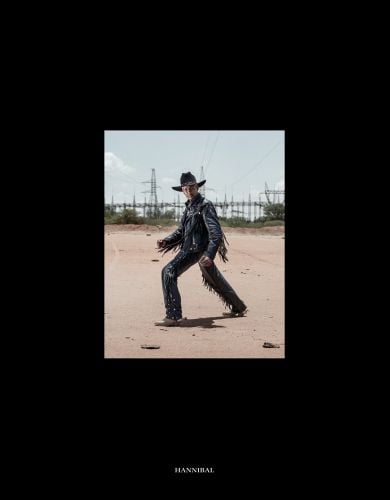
[157,239,166,249]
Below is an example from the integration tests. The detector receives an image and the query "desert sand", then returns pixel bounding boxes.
[104,224,285,358]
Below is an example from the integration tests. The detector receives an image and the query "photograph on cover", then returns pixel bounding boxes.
[105,130,284,358]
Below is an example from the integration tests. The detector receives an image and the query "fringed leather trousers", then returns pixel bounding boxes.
[161,250,247,320]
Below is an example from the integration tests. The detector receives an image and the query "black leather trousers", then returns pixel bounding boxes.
[161,250,247,320]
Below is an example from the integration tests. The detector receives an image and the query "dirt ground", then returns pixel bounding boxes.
[104,224,285,358]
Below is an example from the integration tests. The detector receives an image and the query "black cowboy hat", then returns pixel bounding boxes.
[171,172,206,192]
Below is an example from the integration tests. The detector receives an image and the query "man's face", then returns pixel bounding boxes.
[182,184,198,200]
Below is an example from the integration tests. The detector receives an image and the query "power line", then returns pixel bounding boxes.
[105,166,137,184]
[230,141,281,187]
[204,131,220,176]
[200,134,211,167]
[105,170,134,186]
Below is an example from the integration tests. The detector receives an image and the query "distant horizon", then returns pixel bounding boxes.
[104,190,284,204]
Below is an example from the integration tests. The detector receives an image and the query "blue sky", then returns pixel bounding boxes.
[105,130,284,204]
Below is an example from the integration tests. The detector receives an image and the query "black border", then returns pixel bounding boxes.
[65,120,309,483]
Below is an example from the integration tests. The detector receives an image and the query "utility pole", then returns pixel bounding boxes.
[199,166,206,196]
[222,193,228,219]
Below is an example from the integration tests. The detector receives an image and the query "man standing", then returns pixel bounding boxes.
[155,172,247,326]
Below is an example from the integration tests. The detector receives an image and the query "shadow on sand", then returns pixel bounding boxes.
[177,316,238,329]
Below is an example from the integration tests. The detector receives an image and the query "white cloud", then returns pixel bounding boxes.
[162,177,177,184]
[105,152,138,203]
[105,152,136,177]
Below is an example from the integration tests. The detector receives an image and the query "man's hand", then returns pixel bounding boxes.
[156,239,167,249]
[199,255,213,267]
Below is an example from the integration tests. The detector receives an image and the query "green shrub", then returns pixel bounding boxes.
[104,208,144,225]
[263,203,285,221]
[262,220,285,226]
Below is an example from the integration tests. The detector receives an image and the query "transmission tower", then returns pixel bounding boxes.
[264,182,285,205]
[199,166,206,196]
[142,168,161,218]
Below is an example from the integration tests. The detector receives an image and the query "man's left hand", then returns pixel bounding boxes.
[199,255,213,267]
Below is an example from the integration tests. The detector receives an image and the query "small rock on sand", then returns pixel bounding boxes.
[263,342,280,348]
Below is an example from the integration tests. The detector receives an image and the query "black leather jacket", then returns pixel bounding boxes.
[163,193,223,259]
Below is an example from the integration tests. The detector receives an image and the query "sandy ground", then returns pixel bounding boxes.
[105,224,285,358]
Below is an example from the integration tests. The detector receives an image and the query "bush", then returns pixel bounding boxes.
[163,209,176,220]
[219,217,284,228]
[263,203,285,221]
[104,208,144,225]
[220,217,248,227]
[262,220,285,226]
